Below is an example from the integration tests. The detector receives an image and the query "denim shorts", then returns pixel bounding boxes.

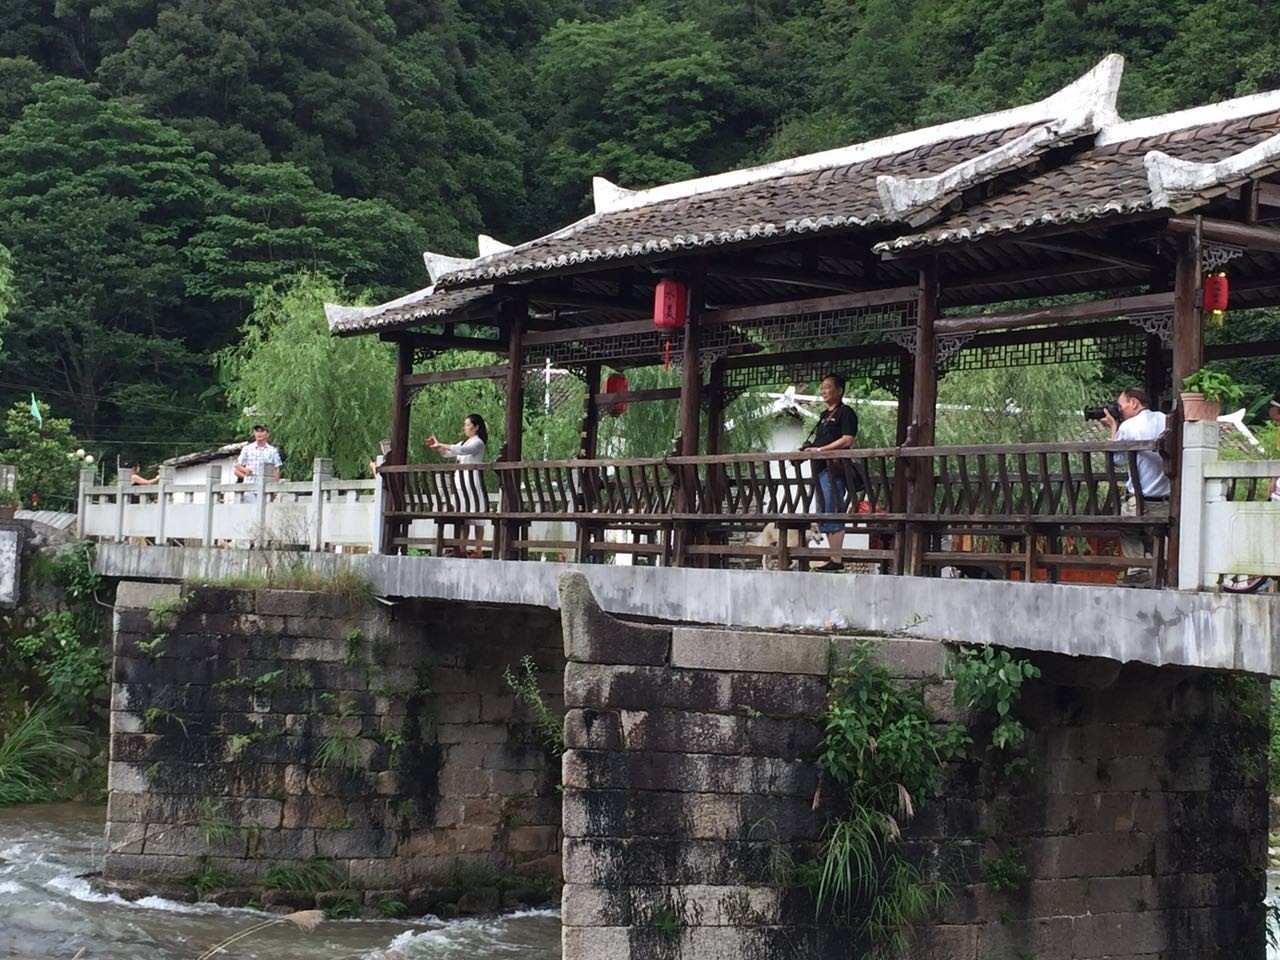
[815,469,848,534]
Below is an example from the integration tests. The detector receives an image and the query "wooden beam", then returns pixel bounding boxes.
[525,287,651,315]
[701,286,920,327]
[379,331,503,351]
[945,258,1133,297]
[595,387,682,406]
[1010,237,1151,271]
[724,341,899,371]
[1167,215,1280,253]
[403,365,508,386]
[706,359,727,455]
[523,317,654,347]
[935,292,1175,335]
[1205,338,1280,361]
[911,261,940,448]
[706,261,866,293]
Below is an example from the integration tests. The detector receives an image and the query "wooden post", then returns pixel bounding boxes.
[678,276,703,456]
[581,362,601,458]
[382,338,413,554]
[1171,228,1203,394]
[502,295,526,461]
[895,353,914,446]
[905,260,940,575]
[706,358,726,455]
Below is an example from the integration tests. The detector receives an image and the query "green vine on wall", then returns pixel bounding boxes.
[804,641,1040,958]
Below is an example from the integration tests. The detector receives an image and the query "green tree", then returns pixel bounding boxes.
[0,241,13,354]
[937,361,1103,445]
[0,77,226,457]
[218,274,393,480]
[184,162,428,311]
[3,400,80,510]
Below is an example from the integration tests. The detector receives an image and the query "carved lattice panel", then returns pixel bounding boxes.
[524,329,685,368]
[701,300,918,355]
[724,355,902,392]
[941,334,1148,373]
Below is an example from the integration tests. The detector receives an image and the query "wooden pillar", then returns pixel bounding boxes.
[1144,334,1167,409]
[678,277,703,456]
[1171,229,1203,394]
[381,338,413,554]
[904,260,940,575]
[706,358,727,455]
[502,295,526,461]
[580,362,601,458]
[895,352,914,446]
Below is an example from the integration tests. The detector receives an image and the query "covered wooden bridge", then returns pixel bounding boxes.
[327,55,1280,587]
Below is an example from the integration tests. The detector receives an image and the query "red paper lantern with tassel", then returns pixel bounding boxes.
[653,278,687,370]
[603,373,629,415]
[1203,272,1229,326]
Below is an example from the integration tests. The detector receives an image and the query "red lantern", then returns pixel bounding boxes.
[654,278,687,370]
[1203,272,1229,325]
[653,279,687,331]
[603,372,629,416]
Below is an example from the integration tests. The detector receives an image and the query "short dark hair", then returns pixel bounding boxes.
[1121,387,1151,408]
[821,372,845,392]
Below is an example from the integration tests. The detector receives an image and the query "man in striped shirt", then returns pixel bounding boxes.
[234,424,282,497]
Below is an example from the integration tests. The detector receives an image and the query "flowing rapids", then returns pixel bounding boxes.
[0,804,561,960]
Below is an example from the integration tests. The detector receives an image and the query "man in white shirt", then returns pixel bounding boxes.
[1101,388,1169,584]
[234,424,282,503]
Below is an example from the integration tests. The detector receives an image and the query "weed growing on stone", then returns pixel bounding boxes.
[808,642,969,956]
[377,898,407,917]
[343,628,364,666]
[651,908,679,935]
[190,857,233,900]
[0,703,92,805]
[263,857,343,893]
[142,706,187,737]
[315,735,368,774]
[325,896,360,919]
[950,645,1041,778]
[983,845,1029,892]
[146,592,191,629]
[503,655,565,756]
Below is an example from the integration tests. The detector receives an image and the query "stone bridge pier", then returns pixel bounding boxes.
[556,574,1268,960]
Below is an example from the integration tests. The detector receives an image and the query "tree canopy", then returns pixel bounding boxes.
[1,0,1279,472]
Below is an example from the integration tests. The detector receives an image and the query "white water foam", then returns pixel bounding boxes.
[0,881,22,895]
[45,875,216,915]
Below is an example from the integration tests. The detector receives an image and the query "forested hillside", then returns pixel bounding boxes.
[0,0,1276,477]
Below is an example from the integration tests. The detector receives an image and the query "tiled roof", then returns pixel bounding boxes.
[325,283,493,337]
[877,108,1280,254]
[435,57,1126,288]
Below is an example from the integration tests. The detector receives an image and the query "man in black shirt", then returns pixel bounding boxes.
[809,372,859,571]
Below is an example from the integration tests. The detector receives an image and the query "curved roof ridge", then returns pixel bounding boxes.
[1097,87,1280,147]
[590,54,1123,216]
[1145,131,1280,209]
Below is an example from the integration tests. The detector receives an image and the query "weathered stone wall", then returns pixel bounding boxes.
[558,572,1268,960]
[103,582,564,915]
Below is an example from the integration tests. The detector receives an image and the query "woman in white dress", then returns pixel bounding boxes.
[425,413,489,557]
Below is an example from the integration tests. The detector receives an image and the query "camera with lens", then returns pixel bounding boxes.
[1083,402,1122,422]
[799,441,817,451]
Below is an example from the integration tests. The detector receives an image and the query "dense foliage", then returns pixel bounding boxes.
[0,1,1278,469]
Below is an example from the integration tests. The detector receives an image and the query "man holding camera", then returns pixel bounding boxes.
[1101,387,1168,585]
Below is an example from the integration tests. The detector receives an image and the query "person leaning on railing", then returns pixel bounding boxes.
[807,372,858,573]
[1101,387,1169,585]
[424,413,488,558]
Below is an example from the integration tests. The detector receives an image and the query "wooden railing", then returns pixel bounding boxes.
[379,439,1173,582]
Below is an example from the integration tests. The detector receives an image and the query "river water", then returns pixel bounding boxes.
[0,804,561,960]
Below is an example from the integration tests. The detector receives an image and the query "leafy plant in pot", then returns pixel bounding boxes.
[1180,369,1244,422]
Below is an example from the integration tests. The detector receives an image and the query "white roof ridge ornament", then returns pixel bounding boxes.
[423,251,477,283]
[1145,131,1280,209]
[592,54,1124,216]
[324,284,437,332]
[592,177,636,213]
[876,124,1057,219]
[1098,88,1280,147]
[476,234,512,257]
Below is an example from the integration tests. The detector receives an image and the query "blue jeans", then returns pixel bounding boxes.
[816,469,847,534]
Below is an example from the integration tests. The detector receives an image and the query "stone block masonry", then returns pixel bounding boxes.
[557,572,1269,960]
[103,581,565,915]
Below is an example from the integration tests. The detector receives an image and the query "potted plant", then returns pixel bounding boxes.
[0,488,18,521]
[1180,368,1244,421]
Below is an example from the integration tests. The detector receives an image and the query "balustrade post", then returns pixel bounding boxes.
[202,465,218,546]
[370,468,386,554]
[114,468,129,543]
[905,260,940,575]
[1176,420,1217,590]
[255,473,269,546]
[311,458,332,552]
[77,466,95,534]
[156,465,175,545]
